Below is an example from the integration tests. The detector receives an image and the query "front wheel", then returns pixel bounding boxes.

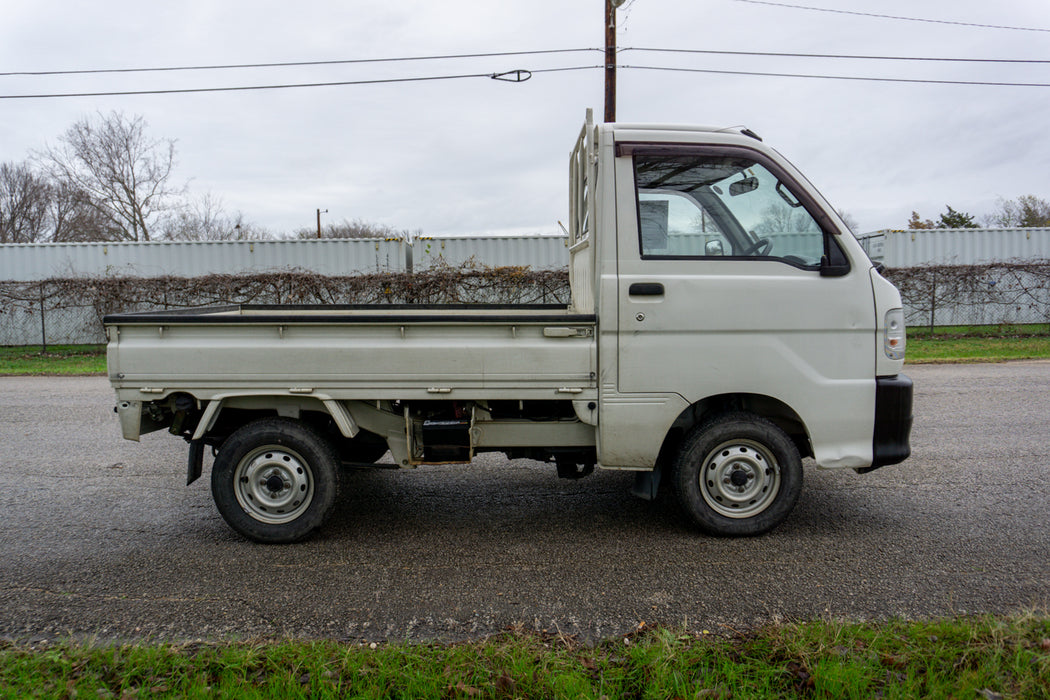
[672,413,802,536]
[211,418,339,543]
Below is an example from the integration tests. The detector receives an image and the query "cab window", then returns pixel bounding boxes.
[634,153,838,268]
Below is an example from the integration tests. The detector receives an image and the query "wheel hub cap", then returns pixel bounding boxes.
[700,439,781,519]
[264,473,287,494]
[234,447,314,524]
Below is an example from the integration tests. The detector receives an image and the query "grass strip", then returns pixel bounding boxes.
[907,336,1050,363]
[907,323,1050,338]
[906,324,1050,363]
[0,615,1047,699]
[0,345,106,375]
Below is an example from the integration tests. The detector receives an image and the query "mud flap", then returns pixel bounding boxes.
[187,440,205,485]
[631,466,662,501]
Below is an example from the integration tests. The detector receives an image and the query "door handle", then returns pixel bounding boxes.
[628,283,664,296]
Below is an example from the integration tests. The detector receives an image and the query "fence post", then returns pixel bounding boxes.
[929,268,936,333]
[38,282,47,354]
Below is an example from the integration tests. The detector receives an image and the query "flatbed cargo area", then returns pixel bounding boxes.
[106,303,598,400]
[104,303,593,324]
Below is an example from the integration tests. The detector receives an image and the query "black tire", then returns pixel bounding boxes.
[211,418,339,543]
[672,413,802,536]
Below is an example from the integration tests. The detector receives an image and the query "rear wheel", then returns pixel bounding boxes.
[211,418,339,543]
[672,413,802,536]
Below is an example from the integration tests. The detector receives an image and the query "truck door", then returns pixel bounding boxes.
[606,143,877,468]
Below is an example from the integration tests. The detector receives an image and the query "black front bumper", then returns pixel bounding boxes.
[866,374,913,470]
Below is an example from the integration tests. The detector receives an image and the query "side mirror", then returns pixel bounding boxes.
[820,254,850,277]
[705,239,725,256]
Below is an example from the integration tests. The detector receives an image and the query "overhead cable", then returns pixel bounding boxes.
[625,64,1050,88]
[0,66,600,100]
[731,0,1050,33]
[3,46,1043,82]
[0,48,600,78]
[624,47,1050,64]
[2,61,1047,100]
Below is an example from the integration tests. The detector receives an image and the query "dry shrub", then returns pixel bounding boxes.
[0,261,571,341]
[883,260,1050,329]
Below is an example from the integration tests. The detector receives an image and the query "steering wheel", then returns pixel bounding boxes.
[739,237,772,256]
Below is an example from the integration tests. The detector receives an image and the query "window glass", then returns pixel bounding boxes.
[634,153,827,266]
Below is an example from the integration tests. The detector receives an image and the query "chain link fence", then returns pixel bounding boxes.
[0,264,572,347]
[0,284,103,348]
[883,260,1050,330]
[4,260,1049,346]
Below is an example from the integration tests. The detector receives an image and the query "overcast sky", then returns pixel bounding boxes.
[2,0,1047,236]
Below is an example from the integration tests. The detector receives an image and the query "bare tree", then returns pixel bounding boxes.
[754,202,819,235]
[0,162,51,243]
[37,112,184,241]
[49,181,117,242]
[984,195,1050,228]
[836,208,859,234]
[160,193,270,241]
[296,217,408,240]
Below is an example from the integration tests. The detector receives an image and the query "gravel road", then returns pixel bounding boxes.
[1,362,1048,643]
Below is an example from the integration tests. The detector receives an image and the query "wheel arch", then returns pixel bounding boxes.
[191,393,359,443]
[656,392,812,470]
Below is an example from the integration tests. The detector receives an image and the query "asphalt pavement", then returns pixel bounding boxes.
[1,362,1048,643]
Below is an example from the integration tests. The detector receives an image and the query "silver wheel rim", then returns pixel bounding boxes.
[233,445,315,524]
[699,438,781,519]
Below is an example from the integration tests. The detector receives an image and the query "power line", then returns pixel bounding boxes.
[731,0,1050,33]
[0,48,600,78]
[0,66,600,100]
[2,59,1045,100]
[625,64,1050,88]
[625,47,1050,65]
[4,46,1041,84]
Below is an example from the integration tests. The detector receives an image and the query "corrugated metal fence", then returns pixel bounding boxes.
[413,236,569,271]
[1,238,379,281]
[857,228,1050,267]
[0,236,570,345]
[0,236,569,282]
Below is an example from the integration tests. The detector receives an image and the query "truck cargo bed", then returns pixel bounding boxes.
[105,304,597,401]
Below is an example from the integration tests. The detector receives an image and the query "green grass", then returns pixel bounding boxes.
[0,345,106,375]
[907,324,1050,363]
[0,616,1046,699]
[908,323,1050,338]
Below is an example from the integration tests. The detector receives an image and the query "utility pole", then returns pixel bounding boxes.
[604,0,627,123]
[316,208,327,238]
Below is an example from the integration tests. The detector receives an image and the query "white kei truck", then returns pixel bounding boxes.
[105,111,913,543]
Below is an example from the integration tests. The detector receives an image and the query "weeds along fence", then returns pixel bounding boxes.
[885,260,1050,330]
[3,259,1049,347]
[0,264,571,347]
